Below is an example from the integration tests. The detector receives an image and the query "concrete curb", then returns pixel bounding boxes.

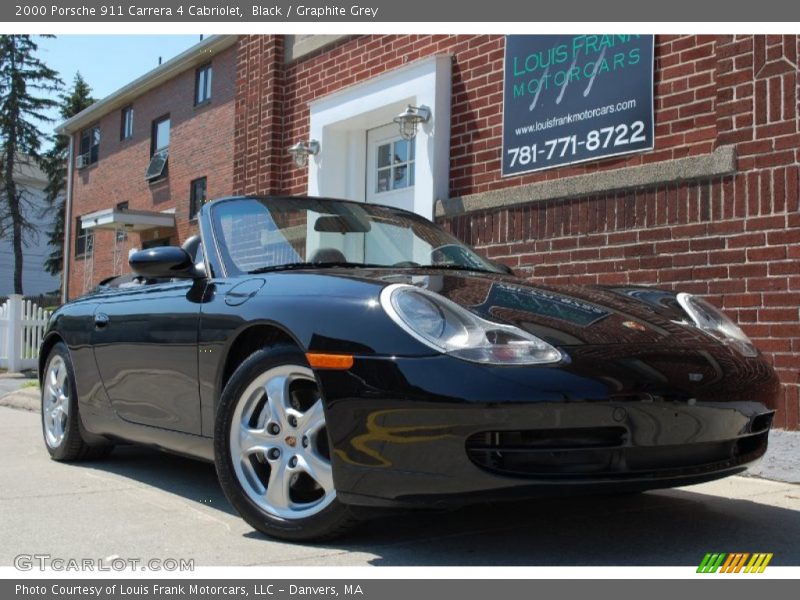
[0,371,34,380]
[0,388,39,412]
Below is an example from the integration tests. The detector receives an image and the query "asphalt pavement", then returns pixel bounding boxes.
[1,404,799,566]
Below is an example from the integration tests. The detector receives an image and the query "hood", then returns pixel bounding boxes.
[260,267,776,404]
[302,268,711,349]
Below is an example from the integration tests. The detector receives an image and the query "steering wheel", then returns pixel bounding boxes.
[430,244,465,264]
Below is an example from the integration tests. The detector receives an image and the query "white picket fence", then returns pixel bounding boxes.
[0,295,52,372]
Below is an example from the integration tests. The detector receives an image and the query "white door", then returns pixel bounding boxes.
[366,123,415,211]
[364,123,420,264]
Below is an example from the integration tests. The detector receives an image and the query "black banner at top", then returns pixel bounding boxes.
[4,0,800,21]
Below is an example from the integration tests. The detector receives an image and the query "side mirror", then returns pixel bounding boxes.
[129,246,201,279]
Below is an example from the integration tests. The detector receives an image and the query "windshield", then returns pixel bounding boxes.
[210,197,501,275]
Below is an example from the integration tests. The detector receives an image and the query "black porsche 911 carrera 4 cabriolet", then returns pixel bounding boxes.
[39,195,778,540]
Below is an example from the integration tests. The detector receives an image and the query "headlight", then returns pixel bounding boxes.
[676,292,758,357]
[380,283,563,365]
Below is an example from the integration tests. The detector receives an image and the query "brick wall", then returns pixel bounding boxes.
[235,35,728,198]
[234,36,284,196]
[235,34,799,428]
[67,44,237,299]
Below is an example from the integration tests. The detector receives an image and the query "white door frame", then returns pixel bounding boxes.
[307,55,452,220]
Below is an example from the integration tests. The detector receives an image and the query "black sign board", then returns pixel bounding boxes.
[502,35,654,176]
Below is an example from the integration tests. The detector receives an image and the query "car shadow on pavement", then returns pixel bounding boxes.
[83,445,800,566]
[79,444,237,517]
[349,490,800,566]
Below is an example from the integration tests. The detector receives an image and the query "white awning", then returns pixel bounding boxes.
[80,208,176,232]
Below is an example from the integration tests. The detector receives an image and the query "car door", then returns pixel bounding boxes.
[91,278,205,434]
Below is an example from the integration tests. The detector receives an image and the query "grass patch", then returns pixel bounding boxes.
[20,380,39,390]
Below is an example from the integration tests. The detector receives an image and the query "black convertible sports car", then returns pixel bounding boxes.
[40,195,778,540]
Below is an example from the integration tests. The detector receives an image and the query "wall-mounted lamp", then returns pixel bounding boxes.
[288,139,320,168]
[393,105,431,141]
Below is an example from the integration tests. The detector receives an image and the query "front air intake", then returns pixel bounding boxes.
[466,427,768,479]
[466,427,628,476]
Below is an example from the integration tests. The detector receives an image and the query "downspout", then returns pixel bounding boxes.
[61,134,75,304]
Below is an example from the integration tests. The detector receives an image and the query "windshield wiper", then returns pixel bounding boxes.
[395,264,497,274]
[248,262,499,275]
[247,262,384,274]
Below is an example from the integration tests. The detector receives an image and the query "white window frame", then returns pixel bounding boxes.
[370,133,416,196]
[195,63,213,105]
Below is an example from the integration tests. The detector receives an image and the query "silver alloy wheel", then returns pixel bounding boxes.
[43,355,69,448]
[229,364,336,520]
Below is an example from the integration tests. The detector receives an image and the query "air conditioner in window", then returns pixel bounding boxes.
[76,153,90,169]
[144,150,169,181]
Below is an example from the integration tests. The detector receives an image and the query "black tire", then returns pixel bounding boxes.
[41,342,113,461]
[214,344,358,542]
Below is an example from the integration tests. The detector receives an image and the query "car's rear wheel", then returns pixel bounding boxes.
[214,345,357,541]
[41,342,113,461]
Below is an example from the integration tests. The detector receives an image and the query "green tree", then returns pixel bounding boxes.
[0,35,62,295]
[42,72,94,283]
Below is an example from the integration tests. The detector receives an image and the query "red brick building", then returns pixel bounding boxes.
[57,36,237,298]
[60,34,800,428]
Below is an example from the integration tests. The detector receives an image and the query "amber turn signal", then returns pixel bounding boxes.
[305,353,354,370]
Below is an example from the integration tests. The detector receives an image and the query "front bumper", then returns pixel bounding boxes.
[317,353,777,508]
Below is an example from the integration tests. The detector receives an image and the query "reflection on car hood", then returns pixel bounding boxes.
[310,268,708,348]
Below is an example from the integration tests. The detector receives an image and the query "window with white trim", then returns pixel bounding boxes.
[75,217,94,258]
[195,63,212,105]
[78,125,100,167]
[120,106,134,140]
[374,138,415,194]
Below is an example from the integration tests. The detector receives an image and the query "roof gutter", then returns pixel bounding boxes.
[55,34,238,135]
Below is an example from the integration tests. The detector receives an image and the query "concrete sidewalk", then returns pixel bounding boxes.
[744,429,800,484]
[0,403,799,566]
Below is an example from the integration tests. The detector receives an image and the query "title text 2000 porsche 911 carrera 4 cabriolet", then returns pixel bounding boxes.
[39,196,778,540]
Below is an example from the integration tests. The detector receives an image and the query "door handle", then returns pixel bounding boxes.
[94,312,110,329]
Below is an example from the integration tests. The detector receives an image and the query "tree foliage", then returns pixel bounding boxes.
[0,35,62,294]
[42,72,95,279]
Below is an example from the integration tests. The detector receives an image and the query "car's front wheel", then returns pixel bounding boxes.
[214,345,357,541]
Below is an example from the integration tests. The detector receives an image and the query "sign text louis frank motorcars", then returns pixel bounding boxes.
[502,34,654,176]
